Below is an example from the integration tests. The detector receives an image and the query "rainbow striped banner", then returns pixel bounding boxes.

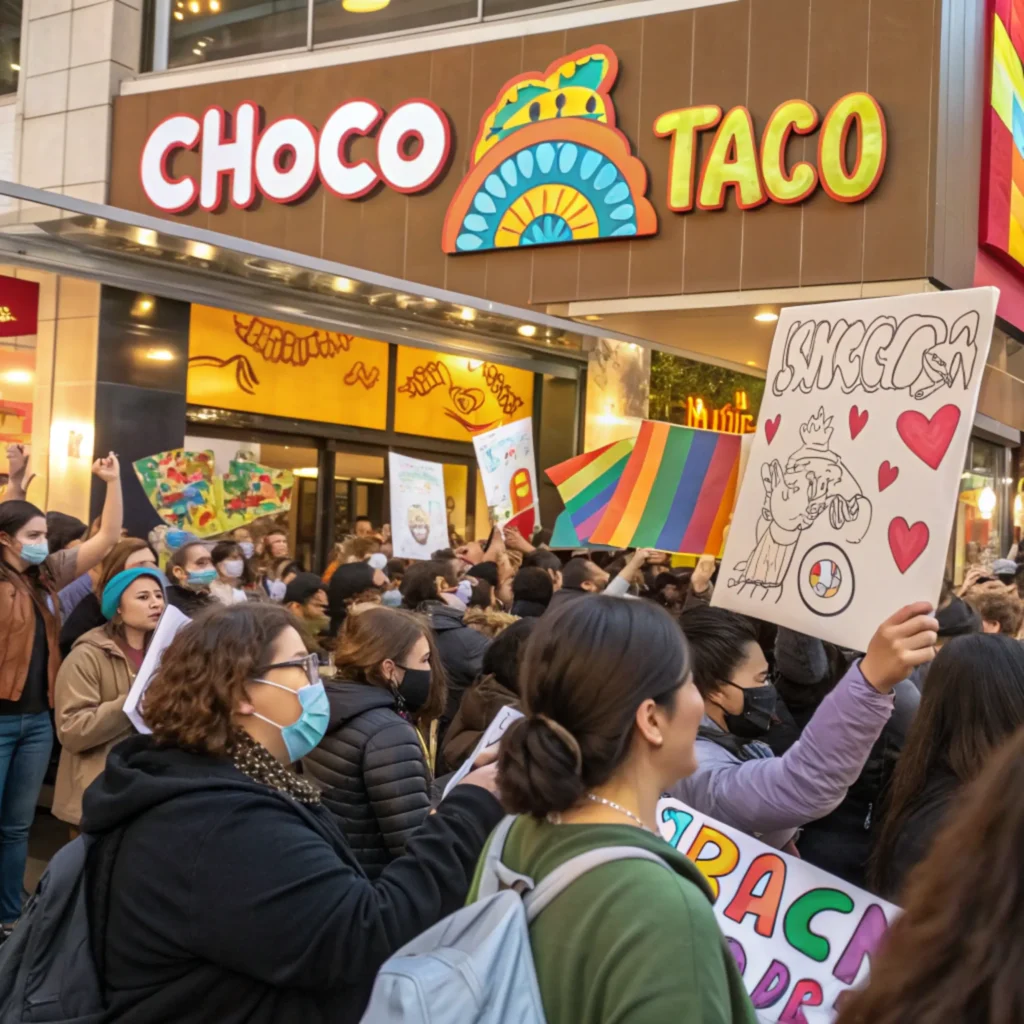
[545,437,635,542]
[587,422,741,555]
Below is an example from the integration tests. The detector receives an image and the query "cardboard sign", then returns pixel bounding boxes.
[473,417,539,536]
[713,288,997,651]
[658,797,899,1023]
[389,452,449,560]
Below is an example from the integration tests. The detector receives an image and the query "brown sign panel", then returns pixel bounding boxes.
[110,3,938,306]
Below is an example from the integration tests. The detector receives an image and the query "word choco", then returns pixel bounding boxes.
[141,100,452,213]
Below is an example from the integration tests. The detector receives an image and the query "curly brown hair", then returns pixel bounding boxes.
[837,726,1024,1024]
[334,606,446,723]
[143,602,299,756]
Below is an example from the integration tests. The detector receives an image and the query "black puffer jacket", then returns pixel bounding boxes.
[303,680,430,879]
[165,584,217,618]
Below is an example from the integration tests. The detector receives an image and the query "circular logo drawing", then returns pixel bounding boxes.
[798,544,855,617]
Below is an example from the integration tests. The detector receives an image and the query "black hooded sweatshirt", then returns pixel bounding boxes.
[81,734,503,1023]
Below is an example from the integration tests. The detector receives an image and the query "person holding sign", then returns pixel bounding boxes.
[477,596,757,1023]
[675,602,938,850]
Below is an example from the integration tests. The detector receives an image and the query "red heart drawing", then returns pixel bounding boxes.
[878,461,899,492]
[849,406,868,440]
[888,517,929,574]
[896,405,961,470]
[765,415,781,445]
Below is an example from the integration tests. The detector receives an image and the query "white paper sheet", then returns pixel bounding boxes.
[442,704,524,798]
[123,604,192,734]
[389,452,449,560]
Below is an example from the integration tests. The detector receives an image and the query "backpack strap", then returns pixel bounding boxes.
[475,815,522,899]
[521,846,670,924]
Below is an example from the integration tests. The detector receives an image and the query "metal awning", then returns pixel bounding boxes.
[0,181,651,377]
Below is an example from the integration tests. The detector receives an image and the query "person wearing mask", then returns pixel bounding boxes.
[283,573,331,657]
[401,560,490,764]
[0,453,123,938]
[467,596,756,1023]
[304,607,445,878]
[165,542,217,618]
[52,567,165,832]
[836,725,1024,1024]
[327,561,387,636]
[231,526,255,561]
[59,539,158,658]
[545,550,652,615]
[870,632,1024,900]
[510,566,553,618]
[962,582,1024,636]
[675,602,938,851]
[443,617,535,771]
[264,558,302,601]
[209,541,250,607]
[81,602,502,1022]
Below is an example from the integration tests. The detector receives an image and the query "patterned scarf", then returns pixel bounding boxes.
[227,729,322,806]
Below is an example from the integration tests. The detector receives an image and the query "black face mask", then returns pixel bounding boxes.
[721,681,777,740]
[395,666,432,713]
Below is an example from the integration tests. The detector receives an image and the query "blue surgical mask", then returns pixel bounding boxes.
[267,579,287,602]
[239,541,255,559]
[250,677,330,762]
[381,588,403,607]
[166,529,191,550]
[19,541,49,566]
[186,568,217,589]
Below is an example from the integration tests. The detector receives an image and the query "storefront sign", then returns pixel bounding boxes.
[442,46,657,253]
[686,391,757,434]
[0,275,39,337]
[654,93,887,212]
[141,99,452,212]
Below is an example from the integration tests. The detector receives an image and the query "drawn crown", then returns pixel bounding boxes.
[799,408,834,452]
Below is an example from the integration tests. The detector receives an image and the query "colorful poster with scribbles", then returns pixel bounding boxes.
[389,452,449,561]
[393,348,533,442]
[442,46,657,254]
[713,288,997,652]
[472,417,539,537]
[658,797,899,1023]
[133,449,224,537]
[186,305,389,430]
[217,458,294,529]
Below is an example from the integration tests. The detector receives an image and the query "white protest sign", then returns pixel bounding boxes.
[713,288,997,651]
[442,705,523,798]
[472,418,539,536]
[123,604,191,734]
[658,797,898,1023]
[389,452,449,560]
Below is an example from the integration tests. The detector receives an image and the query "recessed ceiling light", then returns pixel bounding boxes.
[3,369,31,384]
[9,63,19,71]
[460,307,476,322]
[173,10,183,17]
[145,348,175,362]
[517,324,537,338]
[754,311,779,323]
[746,360,759,367]
[342,0,390,11]
[333,277,355,293]
[137,297,154,313]
[584,314,602,321]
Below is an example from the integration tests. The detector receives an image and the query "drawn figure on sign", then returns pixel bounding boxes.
[728,408,871,601]
[407,505,432,547]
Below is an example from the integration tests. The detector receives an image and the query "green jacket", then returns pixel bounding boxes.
[467,816,757,1024]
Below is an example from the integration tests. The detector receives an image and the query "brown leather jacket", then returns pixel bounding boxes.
[0,548,79,704]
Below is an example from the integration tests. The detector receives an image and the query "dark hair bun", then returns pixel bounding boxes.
[498,716,586,818]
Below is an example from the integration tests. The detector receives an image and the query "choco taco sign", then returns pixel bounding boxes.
[139,46,887,254]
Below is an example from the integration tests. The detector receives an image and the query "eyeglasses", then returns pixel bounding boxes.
[260,652,320,687]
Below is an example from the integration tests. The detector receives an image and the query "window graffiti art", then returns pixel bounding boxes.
[393,349,533,441]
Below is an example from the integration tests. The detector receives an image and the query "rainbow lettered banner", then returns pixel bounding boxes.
[658,797,898,1022]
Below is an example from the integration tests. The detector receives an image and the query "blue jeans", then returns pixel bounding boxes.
[0,712,53,922]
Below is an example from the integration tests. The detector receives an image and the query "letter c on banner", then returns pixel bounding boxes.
[685,825,739,900]
[377,100,452,194]
[783,887,855,963]
[140,114,201,213]
[760,100,819,204]
[319,100,383,199]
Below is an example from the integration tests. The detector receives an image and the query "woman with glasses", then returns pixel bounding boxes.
[303,606,446,879]
[80,602,501,1024]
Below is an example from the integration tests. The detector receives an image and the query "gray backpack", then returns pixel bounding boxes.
[360,815,670,1023]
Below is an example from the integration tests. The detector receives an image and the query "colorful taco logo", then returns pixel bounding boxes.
[442,46,657,254]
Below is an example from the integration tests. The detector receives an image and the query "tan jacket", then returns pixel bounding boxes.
[53,626,135,825]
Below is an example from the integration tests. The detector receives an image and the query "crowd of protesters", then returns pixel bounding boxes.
[2,438,1024,1022]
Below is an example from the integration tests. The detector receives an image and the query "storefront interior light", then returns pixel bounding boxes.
[132,296,155,317]
[459,307,476,322]
[294,467,319,478]
[517,324,537,338]
[979,486,997,519]
[343,0,391,12]
[188,0,200,11]
[754,311,779,323]
[9,63,19,71]
[209,0,220,9]
[2,369,31,384]
[173,10,183,18]
[145,348,175,362]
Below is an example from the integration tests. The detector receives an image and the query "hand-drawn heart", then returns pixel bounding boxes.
[878,461,899,492]
[896,405,961,470]
[888,517,929,574]
[849,406,868,440]
[765,415,781,445]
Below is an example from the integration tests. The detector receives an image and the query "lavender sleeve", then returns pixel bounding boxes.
[671,660,893,839]
[56,572,94,619]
